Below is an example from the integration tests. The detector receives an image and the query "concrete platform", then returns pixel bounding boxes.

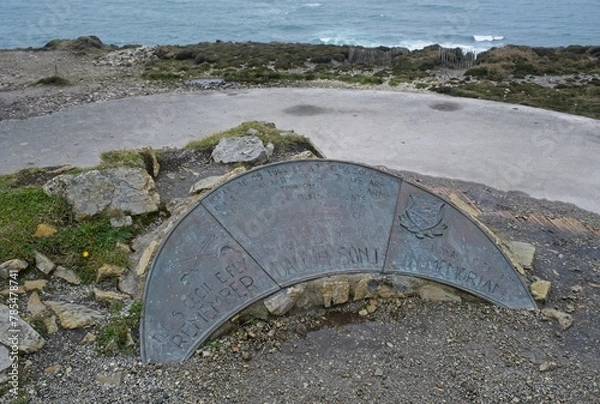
[1,88,598,214]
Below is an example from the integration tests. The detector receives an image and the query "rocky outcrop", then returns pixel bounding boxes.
[211,136,269,164]
[43,167,160,219]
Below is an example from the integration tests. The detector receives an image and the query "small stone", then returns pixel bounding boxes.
[377,283,395,299]
[135,240,159,276]
[35,251,55,274]
[419,284,462,303]
[211,136,269,164]
[322,278,350,308]
[96,371,124,388]
[264,286,305,315]
[245,128,260,136]
[34,223,57,238]
[93,288,129,303]
[53,266,82,285]
[353,277,376,301]
[265,142,275,157]
[366,300,380,314]
[45,301,104,329]
[0,286,25,296]
[539,361,557,372]
[44,364,62,374]
[115,242,132,253]
[118,268,140,296]
[110,215,133,228]
[23,279,48,291]
[81,332,96,344]
[541,308,573,330]
[358,309,369,316]
[507,241,536,270]
[27,291,48,317]
[374,368,384,377]
[241,351,252,361]
[43,316,59,334]
[0,304,45,353]
[0,259,29,279]
[530,279,551,302]
[289,150,317,160]
[189,175,223,194]
[96,264,126,283]
[570,285,583,293]
[201,350,211,358]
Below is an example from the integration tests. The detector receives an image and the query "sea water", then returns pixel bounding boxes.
[1,0,598,51]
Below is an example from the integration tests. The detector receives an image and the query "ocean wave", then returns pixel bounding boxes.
[317,35,497,54]
[302,3,322,7]
[473,35,505,42]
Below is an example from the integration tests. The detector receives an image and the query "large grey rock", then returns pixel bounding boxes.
[43,167,160,219]
[211,136,269,164]
[0,304,45,353]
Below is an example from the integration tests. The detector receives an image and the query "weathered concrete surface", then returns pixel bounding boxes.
[1,89,598,213]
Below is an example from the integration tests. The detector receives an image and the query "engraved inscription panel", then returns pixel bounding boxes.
[142,160,537,363]
[141,205,279,363]
[202,161,401,286]
[384,182,536,309]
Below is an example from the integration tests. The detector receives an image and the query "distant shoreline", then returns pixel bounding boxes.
[0,37,598,121]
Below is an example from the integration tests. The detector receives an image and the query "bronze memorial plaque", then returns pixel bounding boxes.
[140,205,279,363]
[202,160,400,285]
[142,160,536,363]
[383,182,536,309]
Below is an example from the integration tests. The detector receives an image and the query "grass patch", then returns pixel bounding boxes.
[186,121,311,151]
[35,76,70,86]
[97,300,142,353]
[0,185,135,283]
[99,150,148,169]
[433,81,600,120]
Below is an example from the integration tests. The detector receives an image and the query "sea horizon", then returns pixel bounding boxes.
[1,0,599,52]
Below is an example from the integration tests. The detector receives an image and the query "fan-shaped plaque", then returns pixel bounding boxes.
[141,160,536,363]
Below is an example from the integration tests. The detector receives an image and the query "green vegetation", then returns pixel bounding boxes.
[99,149,148,169]
[466,45,600,80]
[139,41,600,119]
[97,300,142,353]
[35,76,70,86]
[186,121,312,151]
[433,81,600,119]
[142,42,442,86]
[0,175,135,283]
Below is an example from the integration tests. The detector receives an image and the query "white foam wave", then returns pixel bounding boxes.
[317,35,498,54]
[473,35,504,42]
[303,3,322,7]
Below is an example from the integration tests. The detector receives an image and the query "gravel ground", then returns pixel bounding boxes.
[1,47,599,404]
[5,167,599,404]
